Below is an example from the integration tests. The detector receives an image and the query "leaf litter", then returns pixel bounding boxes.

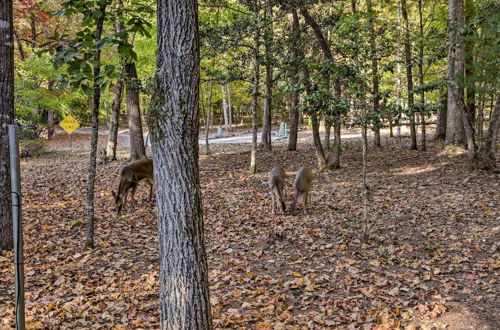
[0,135,499,329]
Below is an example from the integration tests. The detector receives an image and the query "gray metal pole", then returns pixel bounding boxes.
[8,124,25,330]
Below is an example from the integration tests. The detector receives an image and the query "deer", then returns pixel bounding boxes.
[292,167,314,214]
[111,158,154,214]
[269,167,287,215]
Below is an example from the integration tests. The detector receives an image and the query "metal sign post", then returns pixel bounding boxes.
[8,124,25,330]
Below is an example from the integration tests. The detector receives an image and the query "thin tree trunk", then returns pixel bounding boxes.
[401,0,417,150]
[14,30,26,61]
[221,83,229,132]
[204,79,212,155]
[331,81,342,169]
[287,9,300,151]
[473,95,499,169]
[126,61,146,160]
[250,2,260,174]
[476,89,485,146]
[324,123,331,149]
[30,15,36,50]
[418,0,426,151]
[85,3,107,249]
[311,113,328,170]
[151,1,212,327]
[261,6,272,151]
[107,1,125,160]
[396,3,403,137]
[0,0,14,252]
[367,0,381,148]
[227,83,232,130]
[106,79,124,160]
[465,0,475,127]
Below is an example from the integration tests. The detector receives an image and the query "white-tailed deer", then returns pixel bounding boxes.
[292,167,314,214]
[269,167,287,215]
[111,158,154,214]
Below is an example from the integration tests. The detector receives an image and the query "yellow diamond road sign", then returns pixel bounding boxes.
[59,115,80,134]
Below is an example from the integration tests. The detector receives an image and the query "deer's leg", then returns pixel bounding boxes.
[271,191,276,216]
[147,179,154,201]
[122,189,129,212]
[130,184,138,205]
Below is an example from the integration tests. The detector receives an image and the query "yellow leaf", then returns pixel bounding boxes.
[293,272,302,277]
[485,210,493,216]
[339,244,348,250]
[27,321,44,329]
[102,241,111,247]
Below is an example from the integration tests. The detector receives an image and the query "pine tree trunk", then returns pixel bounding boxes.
[126,61,146,160]
[473,95,499,169]
[287,9,300,151]
[151,0,212,328]
[401,0,417,150]
[0,0,14,252]
[85,3,107,249]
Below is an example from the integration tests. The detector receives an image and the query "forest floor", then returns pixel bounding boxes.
[0,131,499,329]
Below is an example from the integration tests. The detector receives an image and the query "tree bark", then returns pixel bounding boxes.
[401,0,417,150]
[106,1,125,160]
[417,0,426,151]
[221,83,229,132]
[473,95,499,169]
[261,6,272,151]
[367,0,381,148]
[0,0,14,252]
[126,61,146,160]
[446,0,467,146]
[227,83,232,130]
[287,9,300,151]
[464,0,475,126]
[436,89,447,140]
[250,2,260,174]
[85,3,107,249]
[14,30,26,61]
[106,79,124,160]
[151,0,212,328]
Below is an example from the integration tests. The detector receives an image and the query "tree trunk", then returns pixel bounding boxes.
[331,81,342,169]
[85,3,107,249]
[227,83,232,130]
[287,9,300,151]
[417,0,426,151]
[311,113,328,170]
[0,0,14,252]
[300,7,342,168]
[250,3,260,174]
[401,0,417,150]
[396,3,403,138]
[106,2,125,160]
[324,123,331,149]
[106,79,124,160]
[151,0,212,328]
[436,89,447,140]
[261,6,272,151]
[126,61,146,160]
[221,83,229,132]
[14,30,26,61]
[204,79,212,155]
[446,0,467,146]
[464,0,475,127]
[473,95,499,169]
[367,0,381,148]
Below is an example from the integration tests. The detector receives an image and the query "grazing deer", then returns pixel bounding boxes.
[111,158,154,214]
[292,167,314,214]
[269,167,287,215]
